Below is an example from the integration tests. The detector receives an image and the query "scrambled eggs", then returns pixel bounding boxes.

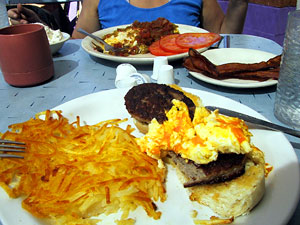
[96,18,179,55]
[137,100,253,165]
[102,26,148,54]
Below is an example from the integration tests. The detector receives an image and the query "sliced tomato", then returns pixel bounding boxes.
[175,33,221,49]
[159,34,189,54]
[149,40,176,56]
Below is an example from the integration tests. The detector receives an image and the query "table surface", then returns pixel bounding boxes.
[0,34,299,225]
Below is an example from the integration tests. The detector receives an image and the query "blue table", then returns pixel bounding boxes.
[0,35,299,225]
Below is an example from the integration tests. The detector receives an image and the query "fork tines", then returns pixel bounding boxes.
[0,139,25,159]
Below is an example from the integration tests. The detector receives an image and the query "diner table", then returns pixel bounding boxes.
[0,34,299,225]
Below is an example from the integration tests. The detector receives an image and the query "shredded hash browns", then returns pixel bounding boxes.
[0,110,166,224]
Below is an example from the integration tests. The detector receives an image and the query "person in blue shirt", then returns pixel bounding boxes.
[73,0,248,38]
[8,0,249,39]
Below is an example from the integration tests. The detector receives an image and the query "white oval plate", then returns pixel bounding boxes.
[81,24,208,65]
[188,48,278,88]
[0,88,299,225]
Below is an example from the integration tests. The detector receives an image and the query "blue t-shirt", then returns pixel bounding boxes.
[98,0,203,29]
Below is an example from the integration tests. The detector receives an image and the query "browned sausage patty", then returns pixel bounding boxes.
[166,152,247,187]
[124,83,196,124]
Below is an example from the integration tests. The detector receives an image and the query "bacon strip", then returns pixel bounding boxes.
[183,48,281,81]
[220,68,280,81]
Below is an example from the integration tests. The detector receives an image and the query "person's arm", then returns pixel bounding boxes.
[202,0,248,34]
[7,4,44,25]
[72,0,101,39]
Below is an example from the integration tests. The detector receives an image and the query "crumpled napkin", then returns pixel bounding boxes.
[115,63,150,88]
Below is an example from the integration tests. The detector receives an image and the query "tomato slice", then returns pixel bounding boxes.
[159,34,189,54]
[175,33,221,49]
[149,40,176,56]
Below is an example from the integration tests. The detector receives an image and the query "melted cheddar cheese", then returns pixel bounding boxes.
[137,100,253,164]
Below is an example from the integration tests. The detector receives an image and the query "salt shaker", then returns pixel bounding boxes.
[274,10,300,129]
[0,0,9,29]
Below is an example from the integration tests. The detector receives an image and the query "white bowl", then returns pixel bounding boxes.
[50,32,70,54]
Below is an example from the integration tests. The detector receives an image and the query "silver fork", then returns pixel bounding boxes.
[0,139,25,158]
[78,28,126,53]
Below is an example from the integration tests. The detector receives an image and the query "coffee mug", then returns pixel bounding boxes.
[0,24,54,87]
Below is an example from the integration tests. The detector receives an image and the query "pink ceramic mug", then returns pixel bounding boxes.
[0,24,54,87]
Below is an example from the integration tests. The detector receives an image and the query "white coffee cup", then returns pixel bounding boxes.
[152,56,168,80]
[157,65,175,85]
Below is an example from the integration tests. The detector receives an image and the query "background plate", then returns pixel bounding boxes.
[81,24,208,65]
[188,48,278,88]
[0,88,299,225]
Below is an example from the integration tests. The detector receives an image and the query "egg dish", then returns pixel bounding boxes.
[93,17,179,56]
[137,99,253,165]
[125,83,266,218]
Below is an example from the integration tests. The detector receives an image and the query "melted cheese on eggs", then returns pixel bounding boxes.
[137,100,253,164]
[101,27,148,54]
[104,27,139,47]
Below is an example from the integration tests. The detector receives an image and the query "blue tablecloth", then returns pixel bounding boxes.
[0,34,299,225]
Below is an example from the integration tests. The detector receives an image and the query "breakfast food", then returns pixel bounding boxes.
[93,17,221,56]
[124,83,200,134]
[0,110,166,224]
[189,146,265,218]
[94,17,179,56]
[183,48,281,81]
[127,84,265,218]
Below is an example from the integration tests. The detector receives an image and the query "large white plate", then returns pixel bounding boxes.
[81,24,208,65]
[0,88,299,225]
[189,48,279,88]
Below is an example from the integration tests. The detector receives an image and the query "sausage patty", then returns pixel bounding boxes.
[166,151,247,188]
[124,83,196,125]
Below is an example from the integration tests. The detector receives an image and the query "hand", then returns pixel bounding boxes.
[7,4,44,25]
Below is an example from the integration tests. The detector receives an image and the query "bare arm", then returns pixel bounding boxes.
[7,4,44,25]
[202,0,248,34]
[72,0,101,39]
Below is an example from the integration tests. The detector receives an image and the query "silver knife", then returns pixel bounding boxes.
[205,106,300,138]
[223,35,230,48]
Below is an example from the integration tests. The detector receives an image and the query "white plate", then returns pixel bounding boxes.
[188,48,278,88]
[50,32,70,55]
[81,24,208,65]
[0,88,299,225]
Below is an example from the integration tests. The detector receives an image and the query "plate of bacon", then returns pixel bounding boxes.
[184,48,281,88]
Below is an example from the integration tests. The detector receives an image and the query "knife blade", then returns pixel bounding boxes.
[205,106,300,138]
[223,35,230,48]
